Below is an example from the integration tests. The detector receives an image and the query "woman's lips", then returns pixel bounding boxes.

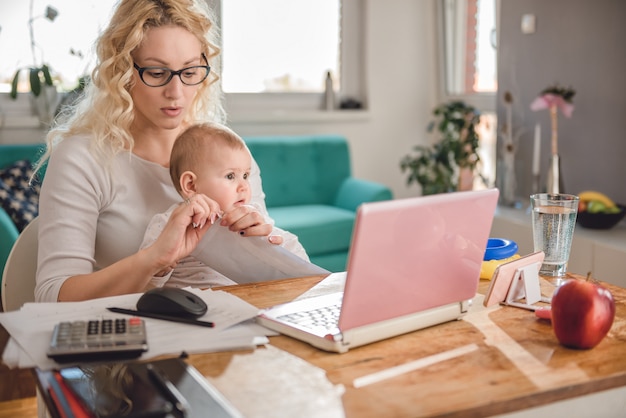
[161,106,182,117]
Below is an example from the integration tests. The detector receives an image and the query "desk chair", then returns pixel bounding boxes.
[1,217,39,312]
[0,217,51,418]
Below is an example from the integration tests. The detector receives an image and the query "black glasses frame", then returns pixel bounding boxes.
[133,53,210,87]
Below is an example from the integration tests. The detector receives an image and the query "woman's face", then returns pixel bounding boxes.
[130,25,204,134]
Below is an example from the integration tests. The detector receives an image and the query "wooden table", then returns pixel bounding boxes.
[2,274,626,417]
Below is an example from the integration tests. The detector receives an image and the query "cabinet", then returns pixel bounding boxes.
[490,206,626,288]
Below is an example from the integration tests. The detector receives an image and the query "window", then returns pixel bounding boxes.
[220,0,340,93]
[1,1,364,120]
[443,0,497,95]
[438,0,499,189]
[209,0,366,115]
[0,0,117,93]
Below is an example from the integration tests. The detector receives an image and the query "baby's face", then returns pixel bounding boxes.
[194,146,252,211]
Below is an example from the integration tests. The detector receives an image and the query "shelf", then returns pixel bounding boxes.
[227,109,371,125]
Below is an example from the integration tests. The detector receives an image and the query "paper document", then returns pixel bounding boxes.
[192,223,329,283]
[294,272,347,301]
[0,288,273,370]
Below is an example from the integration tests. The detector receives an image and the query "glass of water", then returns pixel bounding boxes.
[530,193,579,281]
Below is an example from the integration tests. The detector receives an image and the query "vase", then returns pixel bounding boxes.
[497,150,518,206]
[457,167,474,192]
[29,85,60,127]
[546,154,564,194]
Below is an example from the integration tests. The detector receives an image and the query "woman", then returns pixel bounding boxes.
[35,0,286,302]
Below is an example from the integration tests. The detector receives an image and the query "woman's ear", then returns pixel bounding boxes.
[179,171,198,197]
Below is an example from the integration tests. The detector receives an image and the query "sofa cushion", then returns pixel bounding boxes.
[0,143,46,169]
[269,204,355,256]
[308,252,348,274]
[0,160,40,232]
[246,135,351,207]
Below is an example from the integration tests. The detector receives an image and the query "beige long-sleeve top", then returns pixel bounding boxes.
[35,135,302,302]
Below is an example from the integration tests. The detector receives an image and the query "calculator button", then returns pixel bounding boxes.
[101,319,113,333]
[115,319,126,334]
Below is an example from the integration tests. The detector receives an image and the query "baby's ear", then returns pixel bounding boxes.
[179,171,197,196]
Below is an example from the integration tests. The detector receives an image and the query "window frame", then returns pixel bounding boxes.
[206,0,367,118]
[436,0,498,113]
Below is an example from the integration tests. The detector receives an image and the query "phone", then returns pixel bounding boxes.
[59,364,174,418]
[483,251,545,307]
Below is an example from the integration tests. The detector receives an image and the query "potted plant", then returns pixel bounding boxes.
[400,100,484,195]
[8,4,60,125]
[9,64,54,100]
[9,64,59,126]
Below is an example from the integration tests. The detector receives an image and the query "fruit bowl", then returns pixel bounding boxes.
[577,204,626,229]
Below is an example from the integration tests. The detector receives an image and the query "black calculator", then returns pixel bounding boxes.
[47,318,148,363]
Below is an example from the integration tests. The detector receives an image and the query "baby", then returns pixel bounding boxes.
[140,122,310,289]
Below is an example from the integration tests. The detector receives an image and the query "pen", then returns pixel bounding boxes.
[147,363,191,417]
[106,307,215,328]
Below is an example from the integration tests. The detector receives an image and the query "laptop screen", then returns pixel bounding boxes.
[339,189,499,330]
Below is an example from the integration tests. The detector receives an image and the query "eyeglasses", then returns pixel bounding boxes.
[133,53,210,87]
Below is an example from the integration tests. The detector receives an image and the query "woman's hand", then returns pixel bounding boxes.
[147,195,220,271]
[220,204,276,239]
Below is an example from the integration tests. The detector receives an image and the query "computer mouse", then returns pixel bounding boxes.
[136,288,208,318]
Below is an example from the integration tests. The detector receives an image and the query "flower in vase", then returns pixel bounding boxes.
[530,85,576,117]
[530,84,576,156]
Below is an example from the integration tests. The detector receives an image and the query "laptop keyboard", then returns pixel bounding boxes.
[277,302,341,332]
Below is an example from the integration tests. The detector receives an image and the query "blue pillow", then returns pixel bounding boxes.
[0,160,40,232]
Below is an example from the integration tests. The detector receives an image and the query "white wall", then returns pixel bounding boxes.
[497,0,626,205]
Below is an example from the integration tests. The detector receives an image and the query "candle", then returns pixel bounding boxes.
[532,124,541,175]
[506,104,513,145]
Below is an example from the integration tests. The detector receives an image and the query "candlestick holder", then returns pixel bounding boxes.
[546,154,564,194]
[497,152,520,207]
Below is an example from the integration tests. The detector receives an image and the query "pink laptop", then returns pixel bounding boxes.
[256,189,499,353]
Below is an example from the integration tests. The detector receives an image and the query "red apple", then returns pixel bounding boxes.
[550,279,615,349]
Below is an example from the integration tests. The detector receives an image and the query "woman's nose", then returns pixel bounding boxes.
[163,76,184,98]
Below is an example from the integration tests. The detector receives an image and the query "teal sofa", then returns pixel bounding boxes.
[244,135,393,272]
[0,135,392,280]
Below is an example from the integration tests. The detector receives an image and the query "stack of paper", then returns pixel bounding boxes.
[0,288,275,370]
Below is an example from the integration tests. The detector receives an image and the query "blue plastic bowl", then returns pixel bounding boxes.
[484,238,518,261]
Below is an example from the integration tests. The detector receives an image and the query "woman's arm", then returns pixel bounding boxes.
[57,201,212,300]
[35,137,213,302]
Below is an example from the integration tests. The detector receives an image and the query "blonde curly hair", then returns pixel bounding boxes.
[43,0,224,165]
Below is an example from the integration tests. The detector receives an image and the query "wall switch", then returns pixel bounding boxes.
[521,14,536,34]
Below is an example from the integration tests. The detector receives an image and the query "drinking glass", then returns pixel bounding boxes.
[530,193,579,281]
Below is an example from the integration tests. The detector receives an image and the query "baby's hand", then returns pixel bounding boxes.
[186,194,223,228]
[220,204,273,237]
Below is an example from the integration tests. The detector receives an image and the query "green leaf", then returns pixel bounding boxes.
[41,65,53,86]
[10,70,20,99]
[400,100,484,194]
[30,68,42,97]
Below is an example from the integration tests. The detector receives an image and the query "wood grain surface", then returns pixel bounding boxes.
[2,273,625,417]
